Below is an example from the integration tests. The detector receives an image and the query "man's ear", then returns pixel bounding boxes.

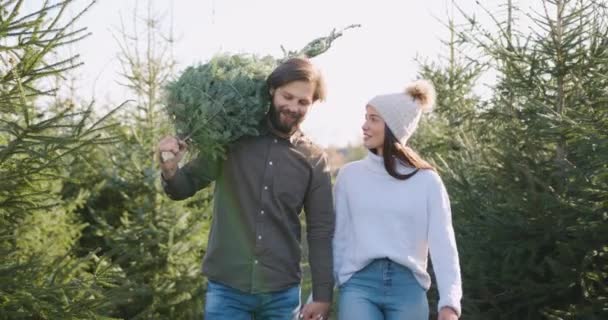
[269,88,275,97]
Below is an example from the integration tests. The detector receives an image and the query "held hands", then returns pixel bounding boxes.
[438,306,459,320]
[157,136,187,179]
[299,301,330,320]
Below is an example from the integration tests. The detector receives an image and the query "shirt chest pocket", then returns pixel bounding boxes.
[273,162,309,211]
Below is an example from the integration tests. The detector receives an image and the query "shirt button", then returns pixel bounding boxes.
[254,260,259,264]
[260,210,265,215]
[269,161,273,165]
[264,186,268,190]
[258,235,262,240]
[274,139,278,143]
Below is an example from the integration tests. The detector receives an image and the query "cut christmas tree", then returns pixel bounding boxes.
[163,25,359,161]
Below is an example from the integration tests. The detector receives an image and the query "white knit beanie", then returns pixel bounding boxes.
[367,79,436,145]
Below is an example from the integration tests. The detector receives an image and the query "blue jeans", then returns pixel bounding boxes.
[204,280,300,320]
[338,259,429,320]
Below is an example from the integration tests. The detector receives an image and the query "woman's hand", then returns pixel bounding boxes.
[438,306,458,320]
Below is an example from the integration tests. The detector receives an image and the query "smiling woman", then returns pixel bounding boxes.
[333,80,462,320]
[363,81,436,179]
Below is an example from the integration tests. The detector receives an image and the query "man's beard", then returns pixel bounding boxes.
[268,105,302,134]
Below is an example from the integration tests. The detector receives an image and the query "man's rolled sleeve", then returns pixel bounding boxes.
[162,155,220,200]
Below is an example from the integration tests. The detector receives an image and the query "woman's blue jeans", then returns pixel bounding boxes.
[338,258,429,320]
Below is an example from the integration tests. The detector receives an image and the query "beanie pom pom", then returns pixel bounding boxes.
[405,80,435,112]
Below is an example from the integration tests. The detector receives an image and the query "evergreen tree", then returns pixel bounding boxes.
[411,3,485,318]
[421,0,608,318]
[0,1,124,318]
[64,2,214,318]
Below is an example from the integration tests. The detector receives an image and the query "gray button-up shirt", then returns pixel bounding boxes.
[162,125,335,302]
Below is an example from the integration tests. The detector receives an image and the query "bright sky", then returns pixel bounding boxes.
[53,0,501,147]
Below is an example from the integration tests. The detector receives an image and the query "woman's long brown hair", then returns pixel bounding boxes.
[372,127,434,180]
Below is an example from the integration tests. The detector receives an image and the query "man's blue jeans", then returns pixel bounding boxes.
[204,280,300,320]
[337,259,429,320]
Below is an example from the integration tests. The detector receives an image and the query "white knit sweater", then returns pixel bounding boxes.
[333,151,462,315]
